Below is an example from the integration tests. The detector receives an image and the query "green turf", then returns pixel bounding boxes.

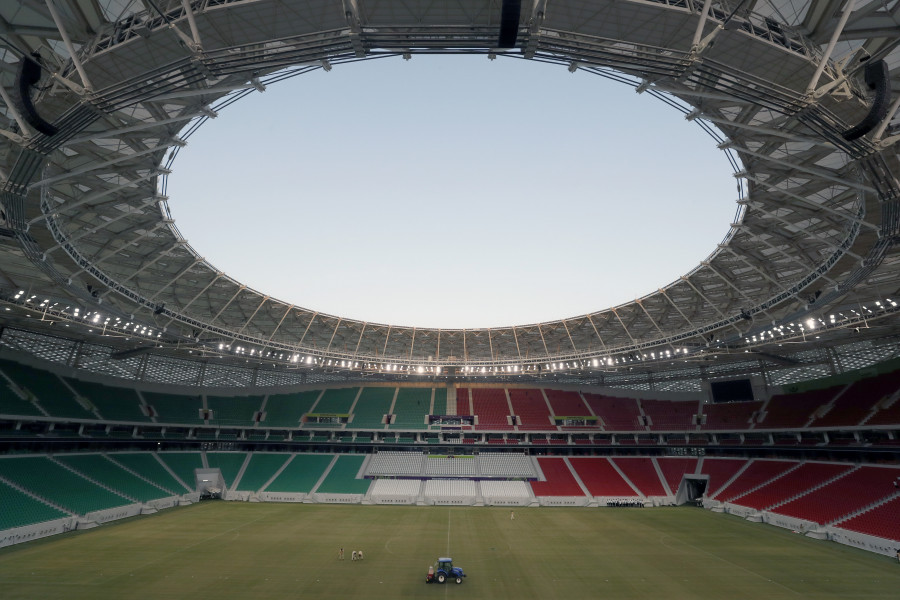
[0,504,897,600]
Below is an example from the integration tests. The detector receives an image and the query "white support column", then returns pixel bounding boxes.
[872,94,900,141]
[0,85,35,137]
[180,0,203,50]
[45,0,93,91]
[806,0,856,95]
[691,0,714,49]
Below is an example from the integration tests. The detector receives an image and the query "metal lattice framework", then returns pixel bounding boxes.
[1,0,899,381]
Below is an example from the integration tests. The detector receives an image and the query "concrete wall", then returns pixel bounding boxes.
[0,517,77,549]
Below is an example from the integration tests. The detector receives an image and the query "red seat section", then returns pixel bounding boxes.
[530,458,585,496]
[731,462,852,510]
[641,399,698,431]
[714,460,797,502]
[508,389,552,430]
[584,394,643,430]
[455,388,472,415]
[472,388,512,430]
[569,458,638,497]
[657,457,698,494]
[611,458,666,496]
[835,496,900,542]
[545,389,592,417]
[775,466,900,524]
[699,458,751,498]
[757,389,839,429]
[700,401,763,430]
[810,380,887,428]
[865,396,900,426]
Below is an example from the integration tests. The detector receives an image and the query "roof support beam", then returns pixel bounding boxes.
[31,175,162,224]
[742,174,877,231]
[0,84,36,138]
[63,114,196,146]
[180,0,203,50]
[112,241,185,287]
[28,143,172,189]
[751,205,864,262]
[586,314,609,353]
[147,257,205,302]
[44,0,93,91]
[161,272,222,329]
[658,288,699,332]
[353,321,367,357]
[41,197,160,255]
[733,147,876,193]
[208,285,246,328]
[233,296,270,338]
[806,0,857,96]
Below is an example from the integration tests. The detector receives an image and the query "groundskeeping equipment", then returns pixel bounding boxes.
[425,557,466,584]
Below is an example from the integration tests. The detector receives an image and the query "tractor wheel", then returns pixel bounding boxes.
[437,573,446,584]
[456,577,463,584]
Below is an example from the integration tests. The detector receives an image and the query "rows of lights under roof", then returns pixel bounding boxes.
[743,300,899,346]
[7,290,899,374]
[10,291,162,339]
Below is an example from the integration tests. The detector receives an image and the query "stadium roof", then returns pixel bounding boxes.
[1,0,899,382]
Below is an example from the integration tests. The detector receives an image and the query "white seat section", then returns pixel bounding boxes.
[478,453,536,478]
[366,451,424,476]
[424,479,477,497]
[370,479,421,496]
[480,480,531,499]
[424,456,477,476]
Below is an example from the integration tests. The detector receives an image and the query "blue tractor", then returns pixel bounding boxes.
[425,557,466,584]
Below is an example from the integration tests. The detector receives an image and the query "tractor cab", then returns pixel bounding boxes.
[437,558,454,572]
[425,557,466,584]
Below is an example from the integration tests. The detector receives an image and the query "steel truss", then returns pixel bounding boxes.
[1,0,899,382]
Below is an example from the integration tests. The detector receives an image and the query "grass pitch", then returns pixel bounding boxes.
[1,502,897,599]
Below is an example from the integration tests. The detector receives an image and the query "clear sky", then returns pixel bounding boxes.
[166,55,738,329]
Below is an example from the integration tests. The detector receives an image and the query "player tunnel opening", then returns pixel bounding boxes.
[676,476,709,506]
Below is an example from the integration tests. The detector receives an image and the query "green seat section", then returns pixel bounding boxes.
[144,392,205,425]
[206,395,263,427]
[433,388,448,415]
[235,453,291,491]
[263,391,320,427]
[315,455,370,494]
[64,378,150,422]
[390,388,431,429]
[348,387,394,429]
[110,453,191,493]
[206,452,248,488]
[0,456,131,514]
[264,454,334,493]
[0,359,93,419]
[56,454,171,502]
[311,387,358,414]
[0,375,43,417]
[0,479,69,529]
[157,453,204,490]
